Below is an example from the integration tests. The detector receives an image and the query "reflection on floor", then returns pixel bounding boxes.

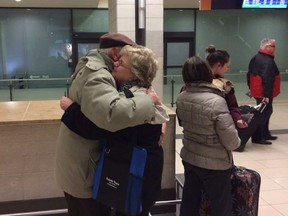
[174,102,288,216]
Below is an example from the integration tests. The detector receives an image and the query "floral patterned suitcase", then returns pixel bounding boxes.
[199,165,261,216]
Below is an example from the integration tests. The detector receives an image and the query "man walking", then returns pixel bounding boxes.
[247,38,281,145]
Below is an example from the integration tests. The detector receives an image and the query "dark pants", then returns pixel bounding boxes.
[114,209,150,216]
[64,192,111,216]
[180,161,232,216]
[252,98,273,141]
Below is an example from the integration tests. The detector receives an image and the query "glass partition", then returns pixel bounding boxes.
[196,9,288,73]
[78,43,99,58]
[72,9,109,32]
[164,9,195,32]
[0,8,109,101]
[195,9,288,103]
[1,8,288,104]
[0,9,72,83]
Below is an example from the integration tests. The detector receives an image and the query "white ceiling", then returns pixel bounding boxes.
[0,0,199,9]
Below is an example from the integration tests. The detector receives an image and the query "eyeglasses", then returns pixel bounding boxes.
[118,58,131,70]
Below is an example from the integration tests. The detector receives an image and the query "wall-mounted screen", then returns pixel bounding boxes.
[242,0,288,8]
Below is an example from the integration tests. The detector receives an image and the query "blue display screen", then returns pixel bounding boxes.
[242,0,288,8]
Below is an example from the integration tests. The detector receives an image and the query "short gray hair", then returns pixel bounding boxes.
[260,38,275,49]
[120,45,158,88]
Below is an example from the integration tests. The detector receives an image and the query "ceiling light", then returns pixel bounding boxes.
[15,0,22,2]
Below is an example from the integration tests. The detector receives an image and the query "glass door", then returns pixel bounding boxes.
[163,32,195,106]
[71,32,104,69]
[77,43,99,59]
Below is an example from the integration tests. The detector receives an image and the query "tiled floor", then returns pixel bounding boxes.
[174,101,288,216]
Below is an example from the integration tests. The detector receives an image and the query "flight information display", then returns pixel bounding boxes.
[242,0,288,8]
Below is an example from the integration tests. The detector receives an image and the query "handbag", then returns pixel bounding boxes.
[92,139,147,215]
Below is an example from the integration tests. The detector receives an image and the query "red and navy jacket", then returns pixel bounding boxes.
[247,50,280,98]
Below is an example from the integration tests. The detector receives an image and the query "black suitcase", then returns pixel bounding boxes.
[234,102,267,152]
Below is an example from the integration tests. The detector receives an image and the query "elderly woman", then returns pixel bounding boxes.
[60,45,169,216]
[176,56,240,216]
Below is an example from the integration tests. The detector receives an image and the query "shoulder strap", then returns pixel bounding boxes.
[124,88,134,98]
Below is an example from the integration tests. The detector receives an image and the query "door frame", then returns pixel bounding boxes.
[164,32,195,76]
[163,32,195,106]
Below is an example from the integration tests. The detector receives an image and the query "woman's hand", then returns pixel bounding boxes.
[60,96,74,111]
[158,122,167,146]
[147,87,161,105]
[236,119,248,129]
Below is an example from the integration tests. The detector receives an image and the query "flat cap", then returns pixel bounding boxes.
[99,32,136,49]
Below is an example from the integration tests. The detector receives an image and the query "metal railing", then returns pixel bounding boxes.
[164,71,288,107]
[0,78,71,101]
[0,199,182,216]
[0,209,68,216]
[164,74,182,107]
[1,71,288,103]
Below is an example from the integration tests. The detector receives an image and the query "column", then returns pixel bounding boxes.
[108,0,164,100]
[146,0,164,100]
[108,0,136,42]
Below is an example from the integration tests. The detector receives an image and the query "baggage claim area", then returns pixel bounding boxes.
[1,0,288,215]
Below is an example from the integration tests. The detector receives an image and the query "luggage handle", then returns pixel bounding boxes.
[254,101,267,113]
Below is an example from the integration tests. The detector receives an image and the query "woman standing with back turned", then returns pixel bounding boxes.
[176,56,240,216]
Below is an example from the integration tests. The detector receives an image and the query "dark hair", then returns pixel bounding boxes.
[206,45,230,67]
[182,56,213,84]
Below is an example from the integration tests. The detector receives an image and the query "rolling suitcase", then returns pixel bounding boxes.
[230,166,261,216]
[198,165,261,216]
[234,102,267,152]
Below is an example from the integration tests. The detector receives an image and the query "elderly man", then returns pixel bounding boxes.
[55,33,166,216]
[247,38,281,145]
